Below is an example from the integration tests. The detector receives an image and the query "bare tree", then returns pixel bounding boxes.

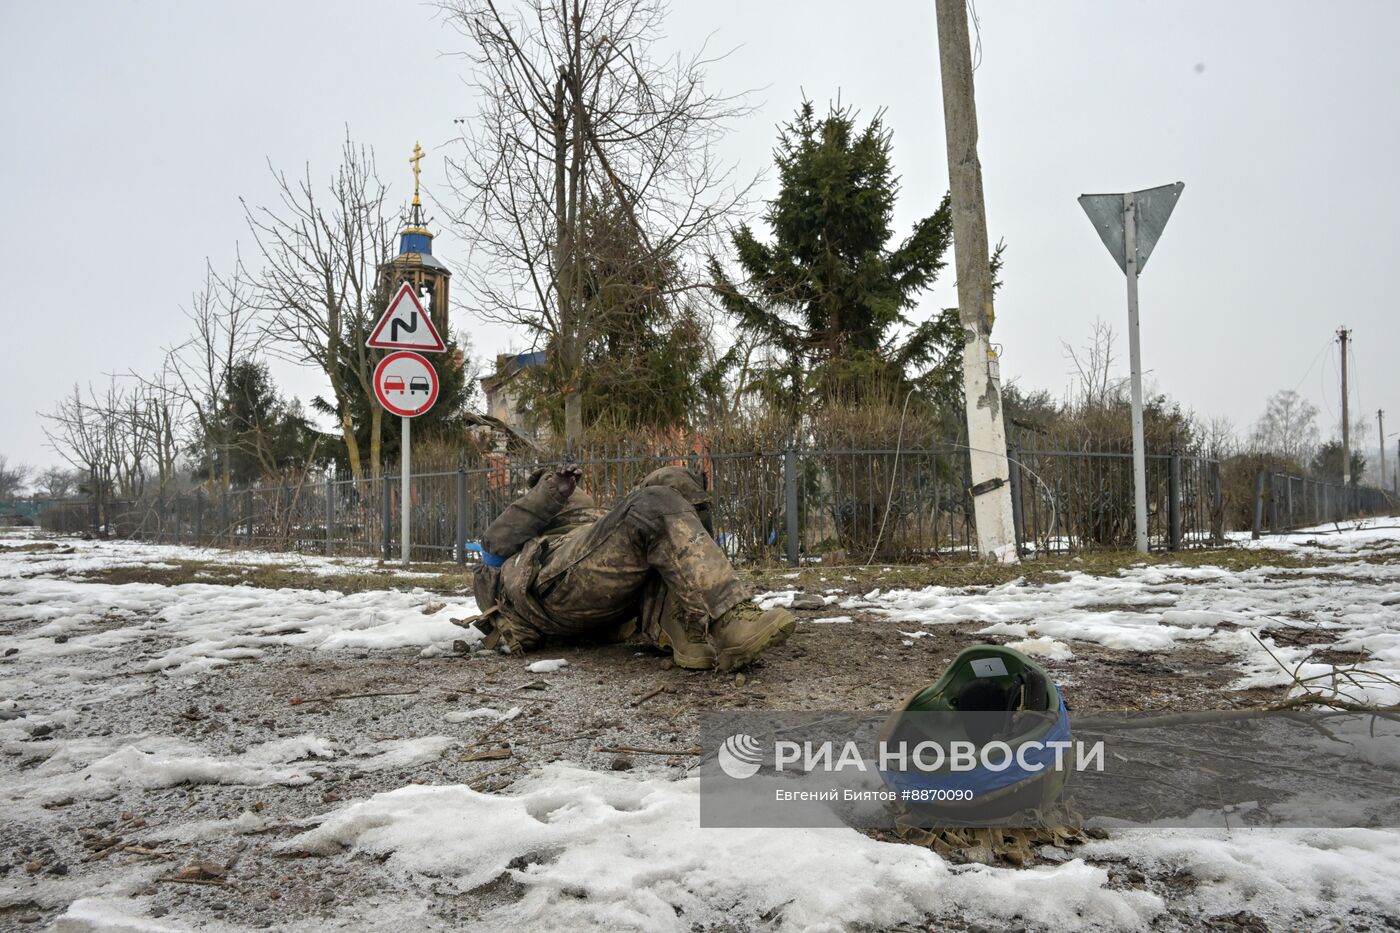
[245,136,394,481]
[32,466,81,499]
[1198,415,1238,460]
[0,456,30,499]
[1251,389,1319,465]
[442,0,750,444]
[131,373,184,493]
[43,383,122,504]
[1061,319,1125,409]
[163,258,265,490]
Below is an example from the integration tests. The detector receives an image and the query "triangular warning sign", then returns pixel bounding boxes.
[1078,182,1184,276]
[367,283,447,352]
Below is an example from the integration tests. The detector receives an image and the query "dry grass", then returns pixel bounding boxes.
[67,558,469,595]
[60,540,1342,599]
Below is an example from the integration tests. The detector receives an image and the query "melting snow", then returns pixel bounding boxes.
[7,523,1400,931]
[527,659,569,673]
[281,763,1163,932]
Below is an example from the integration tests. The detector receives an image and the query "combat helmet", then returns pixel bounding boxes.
[878,645,1070,825]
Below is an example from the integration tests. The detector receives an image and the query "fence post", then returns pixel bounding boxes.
[174,496,182,546]
[1168,451,1182,550]
[783,449,799,568]
[455,467,468,566]
[324,475,334,556]
[195,492,204,545]
[244,489,254,545]
[219,489,229,546]
[1006,447,1025,554]
[382,478,393,562]
[1285,475,1295,529]
[1251,470,1265,540]
[1210,460,1224,543]
[275,481,287,546]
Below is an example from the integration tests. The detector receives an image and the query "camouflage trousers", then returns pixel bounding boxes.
[484,485,748,652]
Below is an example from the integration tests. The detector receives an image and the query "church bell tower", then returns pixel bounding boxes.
[378,143,451,334]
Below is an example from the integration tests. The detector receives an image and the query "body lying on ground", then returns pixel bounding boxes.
[466,464,795,672]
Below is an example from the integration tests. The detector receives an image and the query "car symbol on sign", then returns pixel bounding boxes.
[410,376,430,395]
[384,376,406,393]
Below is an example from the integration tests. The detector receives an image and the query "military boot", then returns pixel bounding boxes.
[655,613,717,670]
[710,604,796,672]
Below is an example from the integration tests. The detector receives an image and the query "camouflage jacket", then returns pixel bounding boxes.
[470,467,710,641]
[471,480,603,637]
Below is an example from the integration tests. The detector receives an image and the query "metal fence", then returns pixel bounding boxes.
[35,444,1276,566]
[1009,447,1224,552]
[1255,471,1396,536]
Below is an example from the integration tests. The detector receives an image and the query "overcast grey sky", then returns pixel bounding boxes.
[3,0,1397,471]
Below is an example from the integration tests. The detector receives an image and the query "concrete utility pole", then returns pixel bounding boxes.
[934,0,1018,563]
[1379,409,1387,495]
[1338,327,1351,486]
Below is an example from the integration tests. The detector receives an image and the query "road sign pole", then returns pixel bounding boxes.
[400,415,411,567]
[1124,192,1149,553]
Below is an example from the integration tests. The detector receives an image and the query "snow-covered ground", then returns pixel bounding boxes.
[3,523,1399,931]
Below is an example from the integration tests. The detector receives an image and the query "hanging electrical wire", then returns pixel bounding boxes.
[863,388,1060,566]
[967,0,983,71]
[1289,338,1332,396]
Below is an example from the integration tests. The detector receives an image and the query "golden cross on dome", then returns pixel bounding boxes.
[409,143,425,207]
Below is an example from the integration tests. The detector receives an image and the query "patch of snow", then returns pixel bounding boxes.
[282,764,1162,931]
[161,809,271,841]
[0,572,478,687]
[69,743,315,799]
[1083,827,1400,928]
[49,897,188,932]
[444,706,522,723]
[752,589,798,609]
[349,736,454,772]
[1005,636,1075,661]
[527,659,569,673]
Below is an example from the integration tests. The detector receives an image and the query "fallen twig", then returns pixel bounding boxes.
[592,744,703,756]
[82,839,125,862]
[121,846,171,858]
[155,877,229,889]
[296,689,421,705]
[466,765,516,789]
[460,745,512,762]
[632,686,669,707]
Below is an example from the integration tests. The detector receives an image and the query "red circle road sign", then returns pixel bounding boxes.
[373,351,439,418]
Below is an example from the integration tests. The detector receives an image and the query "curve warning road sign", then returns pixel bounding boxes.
[367,282,447,353]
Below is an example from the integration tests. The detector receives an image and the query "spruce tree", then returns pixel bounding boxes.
[710,100,957,414]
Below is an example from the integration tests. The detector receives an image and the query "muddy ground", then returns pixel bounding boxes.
[0,546,1376,932]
